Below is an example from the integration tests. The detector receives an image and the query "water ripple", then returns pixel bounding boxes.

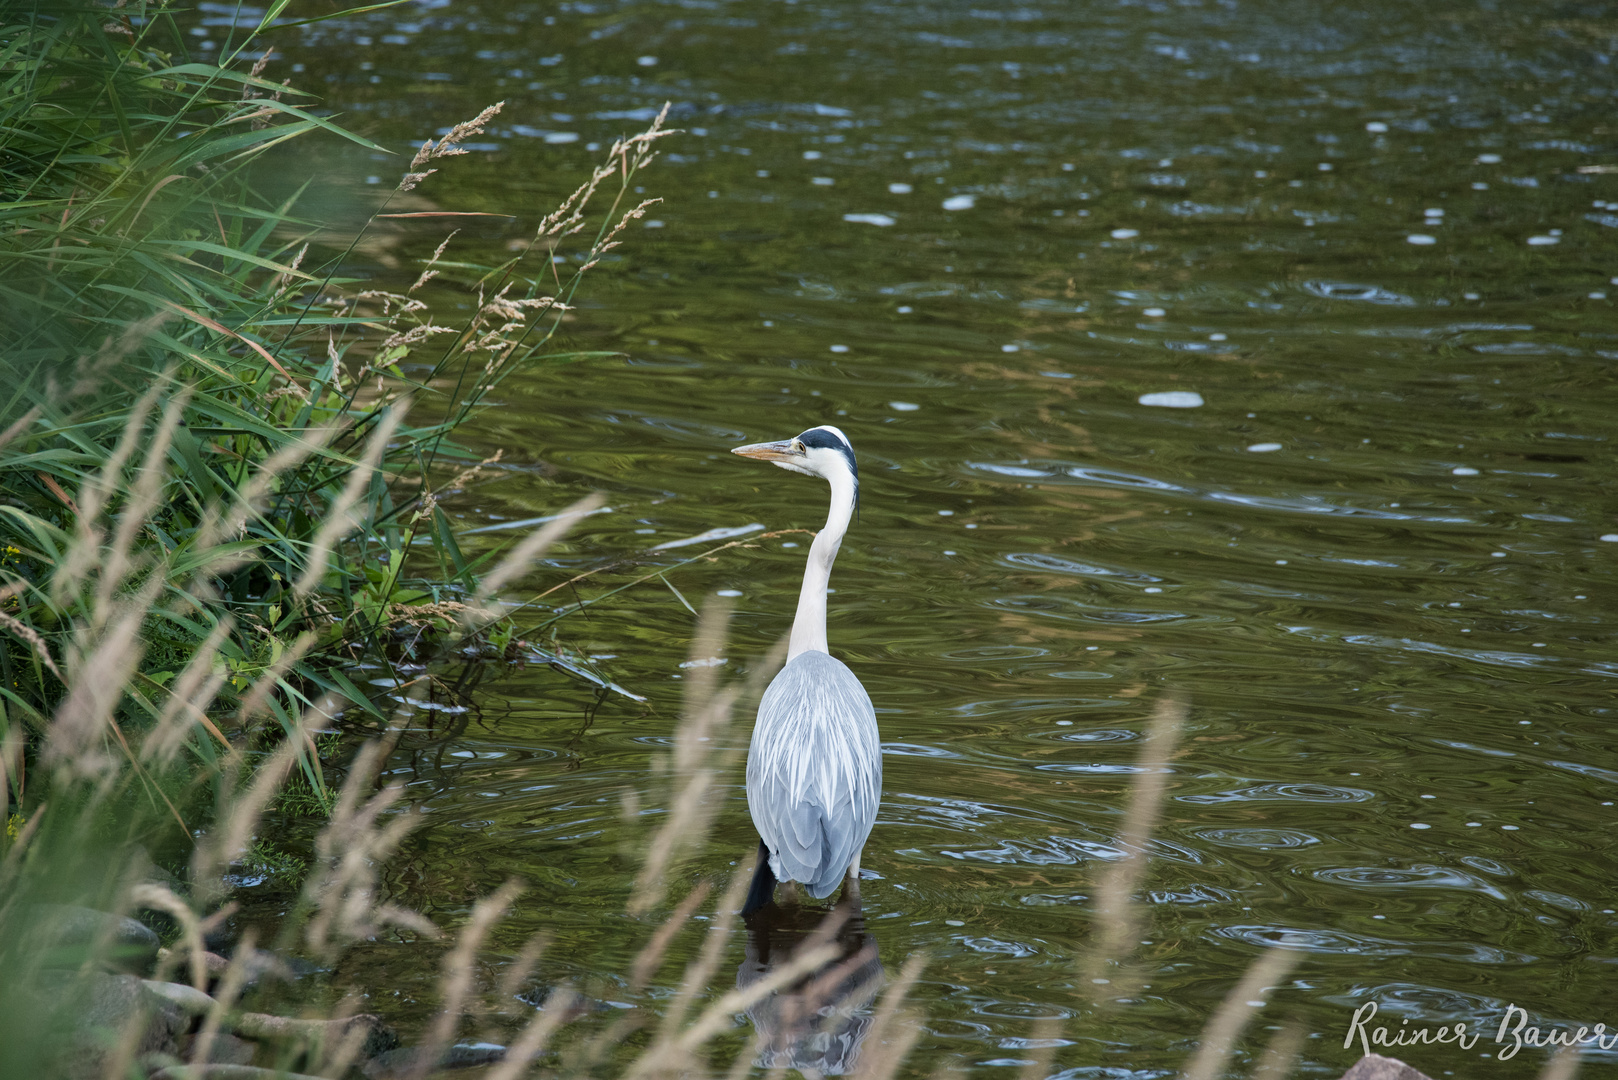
[1193,828,1321,849]
[1211,925,1536,964]
[1178,782,1373,805]
[1312,864,1509,900]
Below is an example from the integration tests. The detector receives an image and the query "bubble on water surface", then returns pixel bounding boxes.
[1452,466,1479,476]
[1143,307,1166,317]
[1247,442,1282,452]
[1138,391,1204,408]
[1477,153,1502,164]
[1526,235,1558,246]
[1110,228,1139,239]
[636,55,657,66]
[1366,121,1389,133]
[811,176,835,186]
[889,401,920,411]
[943,194,976,210]
[802,150,821,160]
[829,344,849,353]
[844,213,895,226]
[889,182,913,194]
[1407,234,1437,245]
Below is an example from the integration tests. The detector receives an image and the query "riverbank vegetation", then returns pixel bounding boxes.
[0,1,669,814]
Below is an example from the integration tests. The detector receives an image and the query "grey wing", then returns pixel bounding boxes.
[746,650,881,898]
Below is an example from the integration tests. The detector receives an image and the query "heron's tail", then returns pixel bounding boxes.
[742,839,777,916]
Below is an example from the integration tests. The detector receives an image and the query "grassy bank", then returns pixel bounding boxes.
[0,1,670,818]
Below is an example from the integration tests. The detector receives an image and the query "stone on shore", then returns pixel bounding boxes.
[361,1042,509,1078]
[34,904,161,973]
[1340,1054,1436,1080]
[50,972,187,1079]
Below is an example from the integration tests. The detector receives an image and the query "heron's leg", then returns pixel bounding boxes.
[843,849,863,902]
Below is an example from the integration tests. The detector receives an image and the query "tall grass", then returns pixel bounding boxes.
[0,1,672,811]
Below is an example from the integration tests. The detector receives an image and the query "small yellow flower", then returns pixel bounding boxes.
[4,814,21,840]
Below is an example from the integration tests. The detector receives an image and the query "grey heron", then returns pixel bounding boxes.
[732,425,880,916]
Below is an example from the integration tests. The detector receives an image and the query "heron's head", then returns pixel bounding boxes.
[732,425,859,500]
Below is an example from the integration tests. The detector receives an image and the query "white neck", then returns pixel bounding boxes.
[787,466,856,659]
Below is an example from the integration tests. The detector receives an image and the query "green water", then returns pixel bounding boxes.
[229,0,1618,1074]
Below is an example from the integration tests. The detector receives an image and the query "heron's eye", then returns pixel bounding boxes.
[792,440,804,453]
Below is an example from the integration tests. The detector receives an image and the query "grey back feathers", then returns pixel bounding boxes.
[746,650,881,898]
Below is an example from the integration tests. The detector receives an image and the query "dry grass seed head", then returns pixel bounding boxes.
[95,384,193,625]
[142,619,233,767]
[1539,1044,1583,1080]
[407,102,505,173]
[301,736,439,959]
[628,881,712,994]
[1081,693,1186,988]
[405,880,525,1080]
[846,952,928,1080]
[54,377,167,602]
[482,985,580,1080]
[628,598,738,916]
[189,724,309,903]
[193,425,338,555]
[43,583,160,787]
[465,492,606,625]
[1180,947,1302,1080]
[409,230,459,292]
[233,631,316,727]
[1253,1019,1308,1077]
[291,407,404,600]
[0,599,65,685]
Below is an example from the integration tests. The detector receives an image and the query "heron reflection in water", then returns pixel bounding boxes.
[732,426,880,915]
[736,895,884,1077]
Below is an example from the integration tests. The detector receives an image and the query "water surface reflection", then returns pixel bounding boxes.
[739,898,884,1077]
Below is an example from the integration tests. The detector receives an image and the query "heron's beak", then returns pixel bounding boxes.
[732,439,800,463]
